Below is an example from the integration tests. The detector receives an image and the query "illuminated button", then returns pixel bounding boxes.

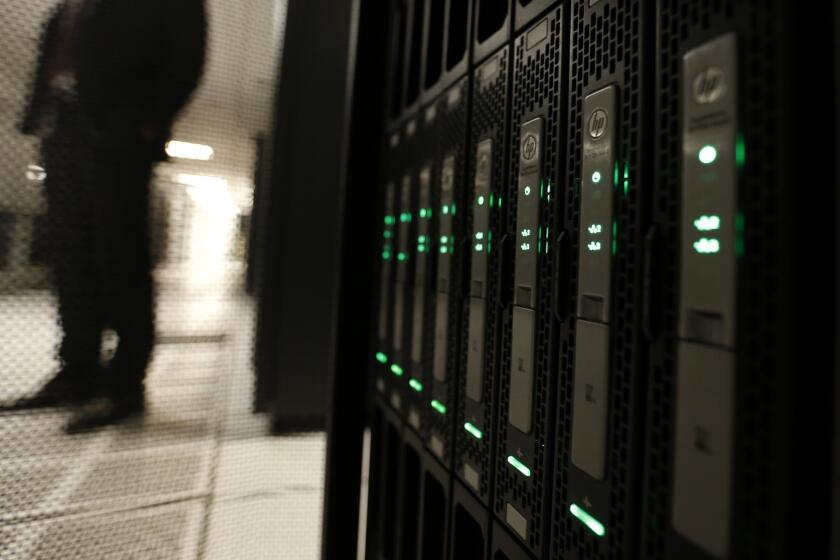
[591,171,602,184]
[698,145,718,165]
[524,186,532,197]
[477,195,486,206]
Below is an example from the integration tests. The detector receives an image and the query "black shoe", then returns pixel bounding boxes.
[3,370,94,411]
[65,395,145,434]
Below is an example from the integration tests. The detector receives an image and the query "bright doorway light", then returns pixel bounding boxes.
[166,140,215,161]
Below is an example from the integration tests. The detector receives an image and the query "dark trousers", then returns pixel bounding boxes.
[41,104,155,397]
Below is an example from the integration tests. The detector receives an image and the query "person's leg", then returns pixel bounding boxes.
[66,143,154,432]
[17,130,103,408]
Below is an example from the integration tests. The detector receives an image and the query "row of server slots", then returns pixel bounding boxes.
[364,1,837,559]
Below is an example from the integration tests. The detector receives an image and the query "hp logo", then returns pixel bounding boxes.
[588,109,608,139]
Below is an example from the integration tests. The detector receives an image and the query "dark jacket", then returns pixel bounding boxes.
[21,0,207,155]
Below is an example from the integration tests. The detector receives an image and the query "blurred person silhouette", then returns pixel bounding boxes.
[16,0,206,433]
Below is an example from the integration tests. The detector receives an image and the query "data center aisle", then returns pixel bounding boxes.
[0,288,325,560]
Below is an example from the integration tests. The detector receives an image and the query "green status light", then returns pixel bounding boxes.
[693,238,721,254]
[464,422,483,440]
[694,215,721,232]
[698,145,718,165]
[375,352,388,364]
[390,364,404,377]
[409,378,423,393]
[431,400,447,415]
[397,252,407,262]
[507,455,531,478]
[570,503,606,537]
[592,171,602,184]
[477,195,486,206]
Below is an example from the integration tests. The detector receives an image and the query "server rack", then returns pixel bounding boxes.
[374,127,406,410]
[425,76,471,468]
[641,2,836,560]
[349,2,838,560]
[454,44,511,509]
[403,109,439,438]
[550,1,652,558]
[493,7,566,557]
[389,117,422,417]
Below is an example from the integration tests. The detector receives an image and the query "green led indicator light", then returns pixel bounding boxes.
[694,215,721,231]
[442,206,449,215]
[382,251,391,260]
[735,212,745,257]
[475,232,484,240]
[623,162,630,197]
[489,194,495,207]
[450,204,456,216]
[383,231,393,239]
[698,145,718,165]
[440,246,448,254]
[507,455,531,478]
[390,364,404,376]
[693,238,721,254]
[475,243,484,252]
[591,171,602,184]
[418,235,428,243]
[614,161,619,187]
[397,252,407,262]
[524,185,532,197]
[464,422,483,440]
[497,196,502,208]
[419,209,428,218]
[477,195,486,206]
[409,378,423,393]
[612,222,617,256]
[384,216,395,225]
[440,235,448,243]
[570,504,606,537]
[431,400,447,415]
[736,133,746,168]
[375,352,388,364]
